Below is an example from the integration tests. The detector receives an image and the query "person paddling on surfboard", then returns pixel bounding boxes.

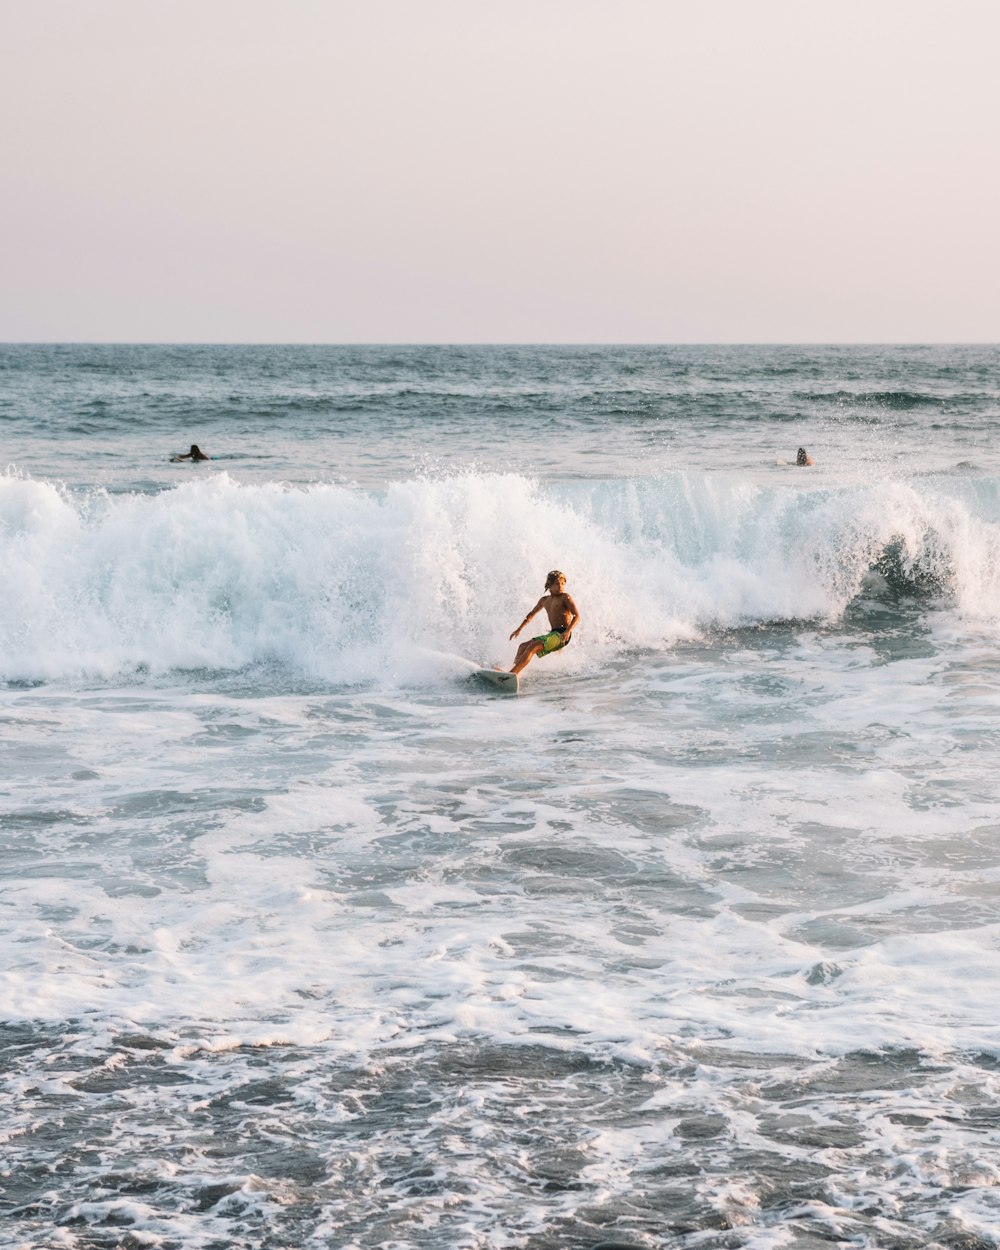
[171,443,211,462]
[508,570,580,676]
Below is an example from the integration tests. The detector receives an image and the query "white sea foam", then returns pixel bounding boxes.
[3,469,999,683]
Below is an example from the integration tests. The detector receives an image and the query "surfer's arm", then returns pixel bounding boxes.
[509,598,545,641]
[562,595,580,640]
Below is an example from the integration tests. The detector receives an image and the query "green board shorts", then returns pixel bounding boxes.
[533,629,569,656]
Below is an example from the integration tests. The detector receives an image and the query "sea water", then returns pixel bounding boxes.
[2,344,999,1249]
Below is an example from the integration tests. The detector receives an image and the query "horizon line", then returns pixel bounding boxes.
[3,339,999,349]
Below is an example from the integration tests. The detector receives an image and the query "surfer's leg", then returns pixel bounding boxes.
[510,640,544,674]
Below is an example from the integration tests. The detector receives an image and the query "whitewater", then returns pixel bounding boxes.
[2,343,1000,1250]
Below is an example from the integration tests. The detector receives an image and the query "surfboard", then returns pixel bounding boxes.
[471,668,519,695]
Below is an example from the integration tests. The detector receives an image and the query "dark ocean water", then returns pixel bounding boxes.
[2,344,1000,1249]
[3,342,998,490]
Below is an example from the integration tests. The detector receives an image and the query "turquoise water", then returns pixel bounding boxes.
[3,345,1000,1249]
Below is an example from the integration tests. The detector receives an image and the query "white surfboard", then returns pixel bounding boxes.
[471,668,519,695]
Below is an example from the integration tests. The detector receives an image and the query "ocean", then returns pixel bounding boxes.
[2,343,999,1250]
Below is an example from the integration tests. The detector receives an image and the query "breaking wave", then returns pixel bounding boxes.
[2,469,999,682]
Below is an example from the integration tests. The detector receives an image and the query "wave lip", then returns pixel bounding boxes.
[809,389,948,410]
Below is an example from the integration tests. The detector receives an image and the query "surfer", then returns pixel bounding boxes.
[508,570,580,676]
[171,444,211,462]
[796,447,814,466]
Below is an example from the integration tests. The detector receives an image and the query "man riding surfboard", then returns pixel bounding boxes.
[507,570,580,676]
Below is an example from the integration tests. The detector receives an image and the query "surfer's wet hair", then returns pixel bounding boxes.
[545,570,565,587]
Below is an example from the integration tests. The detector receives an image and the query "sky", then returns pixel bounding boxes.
[2,0,998,343]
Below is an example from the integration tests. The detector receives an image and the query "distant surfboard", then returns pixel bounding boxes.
[471,668,519,695]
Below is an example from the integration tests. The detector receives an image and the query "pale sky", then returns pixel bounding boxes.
[2,0,998,342]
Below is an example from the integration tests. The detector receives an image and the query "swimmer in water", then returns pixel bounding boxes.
[507,570,580,676]
[171,444,211,462]
[796,447,814,466]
